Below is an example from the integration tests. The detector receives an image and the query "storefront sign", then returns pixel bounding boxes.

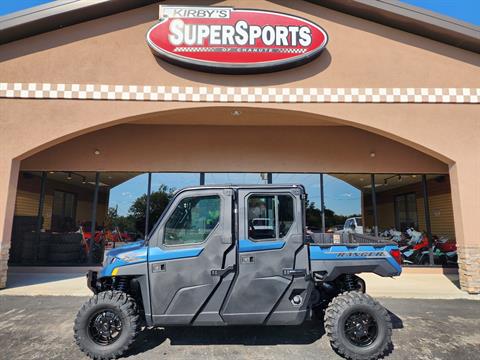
[146,6,328,74]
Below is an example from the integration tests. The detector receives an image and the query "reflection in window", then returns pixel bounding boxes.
[395,193,418,231]
[205,173,265,185]
[164,195,220,245]
[247,194,294,241]
[272,174,320,230]
[52,190,77,232]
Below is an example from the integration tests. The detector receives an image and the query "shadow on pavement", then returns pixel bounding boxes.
[388,310,404,329]
[126,311,403,357]
[127,321,326,356]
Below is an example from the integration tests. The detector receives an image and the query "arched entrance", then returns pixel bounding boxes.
[1,105,477,293]
[7,107,453,266]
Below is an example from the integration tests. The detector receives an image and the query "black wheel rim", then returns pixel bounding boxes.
[88,309,123,346]
[344,311,378,347]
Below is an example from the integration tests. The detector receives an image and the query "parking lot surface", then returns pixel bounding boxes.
[0,296,479,360]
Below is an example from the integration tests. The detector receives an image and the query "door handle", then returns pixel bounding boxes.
[282,268,307,277]
[211,265,236,277]
[152,263,166,273]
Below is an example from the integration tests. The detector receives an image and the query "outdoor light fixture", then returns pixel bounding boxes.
[398,175,402,181]
[359,178,364,182]
[412,175,417,178]
[231,110,241,116]
[67,172,72,180]
[49,171,55,174]
[94,149,101,155]
[82,177,87,184]
[384,179,388,185]
[370,152,376,158]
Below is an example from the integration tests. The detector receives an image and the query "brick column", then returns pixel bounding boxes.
[450,160,480,294]
[458,247,480,294]
[0,159,20,289]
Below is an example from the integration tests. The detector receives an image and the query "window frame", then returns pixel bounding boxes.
[162,194,222,248]
[246,193,296,242]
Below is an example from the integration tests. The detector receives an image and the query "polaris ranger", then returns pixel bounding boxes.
[74,185,402,360]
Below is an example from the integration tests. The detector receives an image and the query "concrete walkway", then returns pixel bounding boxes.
[1,266,479,300]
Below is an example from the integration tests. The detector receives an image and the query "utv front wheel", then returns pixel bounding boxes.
[324,292,391,360]
[74,291,140,359]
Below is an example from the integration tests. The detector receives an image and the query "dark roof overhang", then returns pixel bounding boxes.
[308,0,480,53]
[0,0,479,53]
[0,0,158,45]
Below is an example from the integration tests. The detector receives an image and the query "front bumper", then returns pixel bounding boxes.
[86,270,98,294]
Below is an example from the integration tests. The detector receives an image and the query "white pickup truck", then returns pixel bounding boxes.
[343,217,363,234]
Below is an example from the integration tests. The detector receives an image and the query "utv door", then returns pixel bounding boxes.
[222,187,311,325]
[148,188,235,325]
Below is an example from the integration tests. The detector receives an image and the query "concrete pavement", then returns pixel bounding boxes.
[1,266,479,299]
[0,296,479,360]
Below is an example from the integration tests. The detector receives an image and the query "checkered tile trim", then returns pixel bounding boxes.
[0,83,478,103]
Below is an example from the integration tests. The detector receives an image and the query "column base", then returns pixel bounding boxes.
[0,244,10,289]
[458,246,480,294]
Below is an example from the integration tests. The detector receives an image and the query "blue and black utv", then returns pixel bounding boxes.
[74,185,402,360]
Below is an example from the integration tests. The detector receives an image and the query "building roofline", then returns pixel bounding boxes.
[308,0,480,53]
[0,0,157,45]
[0,0,478,53]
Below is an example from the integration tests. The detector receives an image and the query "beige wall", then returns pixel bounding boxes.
[1,1,478,88]
[0,0,479,290]
[20,122,448,174]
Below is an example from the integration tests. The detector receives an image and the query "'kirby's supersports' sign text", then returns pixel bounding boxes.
[146,6,328,73]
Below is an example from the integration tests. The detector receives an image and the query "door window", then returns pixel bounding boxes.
[164,195,220,246]
[247,194,294,241]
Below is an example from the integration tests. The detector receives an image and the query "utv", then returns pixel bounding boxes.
[74,185,402,360]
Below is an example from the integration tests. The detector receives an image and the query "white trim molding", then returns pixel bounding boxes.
[0,83,479,103]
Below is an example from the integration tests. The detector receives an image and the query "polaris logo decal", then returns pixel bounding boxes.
[147,6,328,74]
[335,251,388,258]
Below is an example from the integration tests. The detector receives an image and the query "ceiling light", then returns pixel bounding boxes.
[94,149,101,155]
[412,175,417,178]
[49,171,55,174]
[370,152,376,158]
[231,110,241,116]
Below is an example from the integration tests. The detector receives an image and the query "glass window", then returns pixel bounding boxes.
[164,195,220,246]
[278,195,294,237]
[324,174,365,233]
[52,190,77,232]
[395,193,418,231]
[247,194,294,241]
[272,174,320,230]
[205,173,265,185]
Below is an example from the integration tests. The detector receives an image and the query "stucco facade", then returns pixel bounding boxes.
[0,1,479,291]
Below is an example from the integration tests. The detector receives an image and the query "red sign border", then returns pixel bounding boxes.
[146,7,329,74]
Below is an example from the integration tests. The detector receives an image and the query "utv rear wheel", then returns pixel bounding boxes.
[74,291,140,359]
[324,292,391,360]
